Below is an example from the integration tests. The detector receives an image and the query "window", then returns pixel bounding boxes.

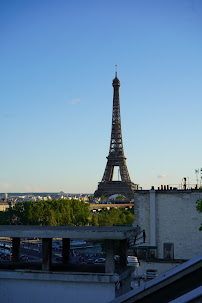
[163,243,174,260]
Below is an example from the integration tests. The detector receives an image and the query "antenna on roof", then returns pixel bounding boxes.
[115,65,117,77]
[195,169,199,186]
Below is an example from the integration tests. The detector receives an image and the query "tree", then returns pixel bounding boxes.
[0,200,134,227]
[98,208,134,226]
[0,210,11,224]
[0,199,90,226]
[196,198,202,231]
[91,213,99,226]
[100,196,107,201]
[116,195,125,200]
[98,210,112,226]
[70,199,90,226]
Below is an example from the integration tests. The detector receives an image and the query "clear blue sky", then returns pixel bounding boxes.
[1,0,202,193]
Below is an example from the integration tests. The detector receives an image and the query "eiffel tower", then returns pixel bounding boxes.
[94,68,135,200]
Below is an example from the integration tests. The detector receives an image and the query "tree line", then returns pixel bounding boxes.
[196,187,202,231]
[0,199,134,226]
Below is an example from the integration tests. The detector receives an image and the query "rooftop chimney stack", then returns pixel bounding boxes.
[182,178,186,190]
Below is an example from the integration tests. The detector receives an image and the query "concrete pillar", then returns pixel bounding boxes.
[42,238,52,271]
[119,239,127,266]
[149,190,156,246]
[62,238,70,265]
[105,239,115,273]
[12,238,20,262]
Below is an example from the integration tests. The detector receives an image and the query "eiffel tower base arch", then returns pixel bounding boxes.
[94,181,135,201]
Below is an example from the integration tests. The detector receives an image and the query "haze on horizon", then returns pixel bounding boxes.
[1,0,202,193]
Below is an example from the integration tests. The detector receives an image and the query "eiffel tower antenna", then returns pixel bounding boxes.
[94,72,135,200]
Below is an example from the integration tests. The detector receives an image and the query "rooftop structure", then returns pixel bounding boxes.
[0,225,137,241]
[109,254,202,303]
[0,225,140,303]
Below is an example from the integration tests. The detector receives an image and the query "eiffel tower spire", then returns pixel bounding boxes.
[94,70,134,200]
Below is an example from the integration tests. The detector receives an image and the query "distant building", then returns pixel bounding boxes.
[0,201,10,211]
[0,200,15,211]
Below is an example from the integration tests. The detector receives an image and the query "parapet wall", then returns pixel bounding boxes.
[0,270,116,303]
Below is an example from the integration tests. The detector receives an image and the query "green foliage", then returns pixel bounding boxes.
[70,199,89,226]
[116,195,125,200]
[90,213,99,226]
[0,200,134,227]
[100,196,107,200]
[196,199,202,212]
[98,208,134,226]
[0,199,90,226]
[196,199,202,231]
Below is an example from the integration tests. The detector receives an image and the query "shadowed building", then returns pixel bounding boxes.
[0,225,139,303]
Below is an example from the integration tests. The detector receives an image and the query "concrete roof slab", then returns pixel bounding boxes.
[0,226,139,240]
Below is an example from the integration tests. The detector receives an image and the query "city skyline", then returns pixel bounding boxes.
[1,0,202,193]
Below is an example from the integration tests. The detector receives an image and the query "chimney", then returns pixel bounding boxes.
[182,178,186,190]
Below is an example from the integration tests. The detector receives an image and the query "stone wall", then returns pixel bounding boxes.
[134,190,202,260]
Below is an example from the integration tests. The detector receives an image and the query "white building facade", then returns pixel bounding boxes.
[134,189,202,260]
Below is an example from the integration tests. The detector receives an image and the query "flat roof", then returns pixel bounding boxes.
[0,225,139,240]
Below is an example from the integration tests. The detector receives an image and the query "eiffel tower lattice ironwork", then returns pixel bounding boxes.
[94,70,135,200]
